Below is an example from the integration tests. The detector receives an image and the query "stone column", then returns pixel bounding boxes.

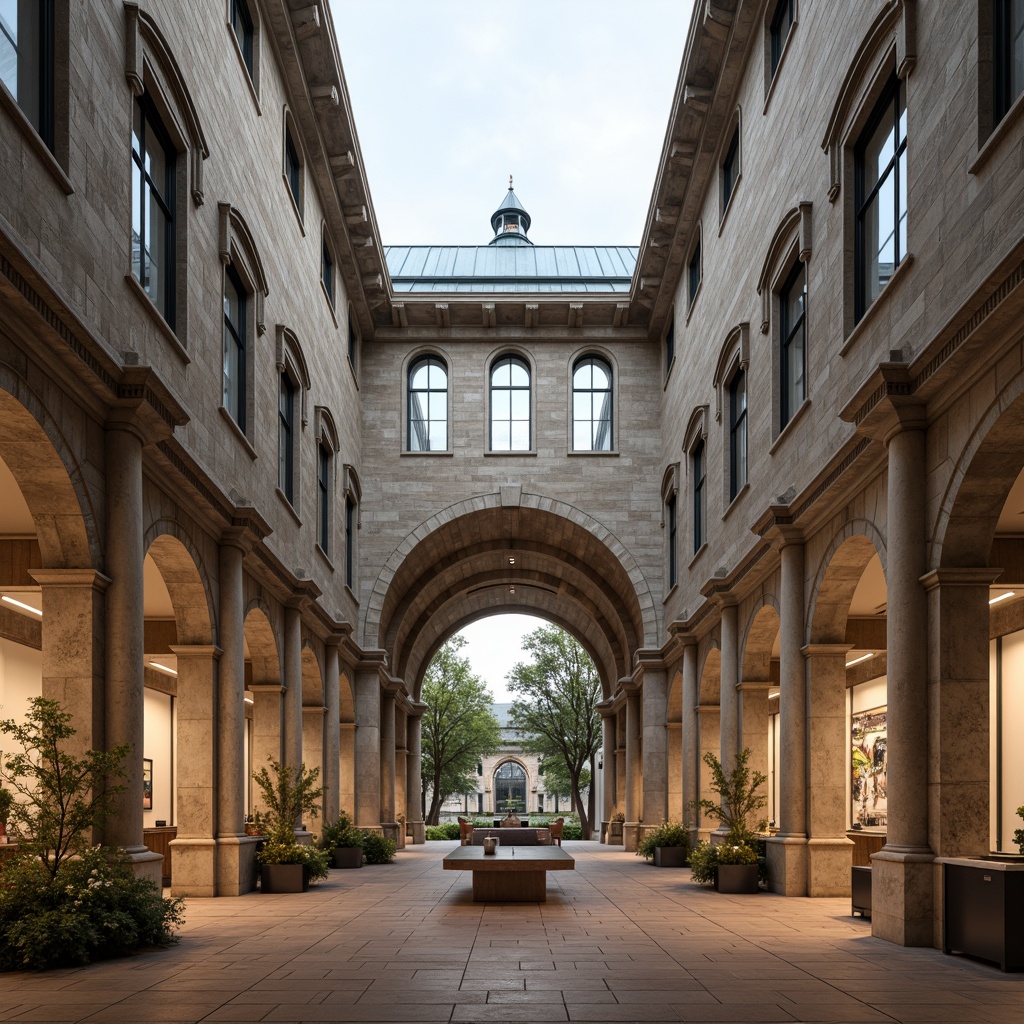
[601,711,617,838]
[168,644,220,896]
[249,683,284,812]
[623,687,643,850]
[354,658,383,828]
[719,603,739,780]
[406,703,426,844]
[922,568,999,946]
[696,705,720,841]
[302,705,326,828]
[340,722,356,817]
[323,641,341,824]
[379,686,398,844]
[394,706,407,849]
[641,661,668,829]
[103,422,160,885]
[767,536,808,895]
[738,679,771,827]
[282,604,303,772]
[802,645,854,896]
[615,706,627,813]
[680,640,699,840]
[873,418,933,946]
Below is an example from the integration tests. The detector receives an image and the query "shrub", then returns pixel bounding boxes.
[637,821,689,861]
[1015,805,1024,855]
[257,839,330,882]
[318,811,364,850]
[693,748,767,847]
[361,831,397,864]
[425,822,461,840]
[715,841,757,865]
[560,819,583,841]
[688,841,717,884]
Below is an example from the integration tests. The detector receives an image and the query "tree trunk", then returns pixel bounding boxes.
[571,777,590,838]
[587,753,597,838]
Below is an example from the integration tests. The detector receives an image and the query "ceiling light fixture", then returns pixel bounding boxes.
[845,652,874,668]
[2,595,42,616]
[989,591,1016,605]
[509,585,516,595]
[508,556,515,565]
[243,694,255,705]
[148,662,178,677]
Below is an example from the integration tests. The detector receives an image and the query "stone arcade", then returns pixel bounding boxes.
[1,0,1023,953]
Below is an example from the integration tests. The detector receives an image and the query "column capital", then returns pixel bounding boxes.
[355,648,389,673]
[107,366,188,444]
[840,363,926,443]
[302,705,327,716]
[920,567,1002,591]
[169,644,223,661]
[696,703,720,715]
[800,643,853,660]
[248,682,285,695]
[753,501,804,548]
[30,568,111,591]
[738,679,772,693]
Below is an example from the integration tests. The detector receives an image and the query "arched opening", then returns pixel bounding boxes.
[740,602,780,828]
[243,605,282,818]
[493,759,528,815]
[696,645,721,839]
[301,644,325,821]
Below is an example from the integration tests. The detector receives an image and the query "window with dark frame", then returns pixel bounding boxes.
[770,0,795,78]
[855,72,907,322]
[348,317,357,368]
[0,0,55,150]
[692,439,706,553]
[345,495,355,589]
[284,125,301,213]
[408,356,448,452]
[780,260,806,428]
[490,355,531,452]
[321,236,334,306]
[994,0,1024,124]
[131,91,177,329]
[230,0,254,78]
[572,356,613,452]
[667,492,677,589]
[688,238,701,307]
[278,372,295,502]
[722,126,740,212]
[223,264,247,430]
[317,441,330,554]
[665,317,675,373]
[728,368,748,501]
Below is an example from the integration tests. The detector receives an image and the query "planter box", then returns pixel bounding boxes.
[852,865,871,918]
[260,862,309,893]
[715,863,759,893]
[653,846,688,867]
[940,856,1024,971]
[333,846,363,869]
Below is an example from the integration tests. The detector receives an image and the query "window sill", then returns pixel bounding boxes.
[344,583,359,606]
[0,85,73,195]
[567,449,619,457]
[484,449,537,457]
[971,89,1024,175]
[662,581,679,606]
[401,449,454,457]
[840,253,915,357]
[275,487,302,526]
[124,274,190,364]
[219,406,257,460]
[722,482,750,521]
[315,544,334,572]
[688,543,707,571]
[769,398,812,455]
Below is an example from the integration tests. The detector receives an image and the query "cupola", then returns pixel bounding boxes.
[489,176,533,246]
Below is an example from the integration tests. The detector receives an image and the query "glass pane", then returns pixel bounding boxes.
[491,359,511,387]
[594,416,612,451]
[492,389,510,420]
[897,150,908,261]
[863,191,881,305]
[573,391,589,424]
[573,362,591,389]
[875,171,896,288]
[865,105,895,187]
[510,421,530,450]
[574,422,592,451]
[491,421,510,451]
[410,363,430,390]
[0,2,17,100]
[509,360,529,387]
[429,360,447,389]
[591,361,610,390]
[132,98,143,158]
[148,131,167,204]
[427,392,446,421]
[224,273,241,326]
[147,188,166,311]
[428,420,446,451]
[131,167,143,286]
[510,389,529,420]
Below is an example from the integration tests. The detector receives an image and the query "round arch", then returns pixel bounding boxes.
[698,643,721,705]
[300,643,323,706]
[144,524,216,645]
[243,601,281,685]
[741,599,781,681]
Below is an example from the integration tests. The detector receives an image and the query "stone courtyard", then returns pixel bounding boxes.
[0,843,1021,1023]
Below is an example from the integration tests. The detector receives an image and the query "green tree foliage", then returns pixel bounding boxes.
[694,747,768,845]
[252,759,330,880]
[507,625,602,837]
[421,636,502,824]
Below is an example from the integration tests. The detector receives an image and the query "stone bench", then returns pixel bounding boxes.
[471,827,551,846]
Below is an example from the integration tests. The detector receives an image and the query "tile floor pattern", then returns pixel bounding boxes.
[0,842,1021,1024]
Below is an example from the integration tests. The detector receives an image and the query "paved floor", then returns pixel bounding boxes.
[0,842,1021,1024]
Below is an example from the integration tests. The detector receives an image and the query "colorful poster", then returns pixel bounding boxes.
[851,707,886,828]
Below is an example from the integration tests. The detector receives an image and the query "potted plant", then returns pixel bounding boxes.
[1015,805,1024,855]
[252,759,329,893]
[0,786,13,844]
[714,837,759,893]
[319,810,364,868]
[636,820,689,866]
[609,810,624,842]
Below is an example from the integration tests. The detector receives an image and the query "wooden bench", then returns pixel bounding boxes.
[442,844,574,902]
[471,827,550,846]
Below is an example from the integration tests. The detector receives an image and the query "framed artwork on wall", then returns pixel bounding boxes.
[851,707,886,828]
[143,758,153,811]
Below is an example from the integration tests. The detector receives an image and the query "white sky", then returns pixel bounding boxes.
[330,1,696,246]
[456,613,549,704]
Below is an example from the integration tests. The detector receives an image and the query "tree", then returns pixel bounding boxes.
[507,626,601,837]
[421,636,502,824]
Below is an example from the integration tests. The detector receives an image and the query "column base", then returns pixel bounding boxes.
[766,834,808,895]
[123,845,164,889]
[622,823,640,852]
[169,838,218,897]
[407,820,425,845]
[870,848,935,947]
[216,835,261,895]
[807,837,855,896]
[381,822,402,847]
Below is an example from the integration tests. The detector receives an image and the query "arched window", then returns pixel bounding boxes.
[572,356,613,451]
[490,355,530,451]
[494,762,527,814]
[408,356,448,451]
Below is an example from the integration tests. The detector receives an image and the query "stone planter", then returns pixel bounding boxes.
[653,846,688,867]
[333,847,363,869]
[260,863,309,893]
[940,856,1024,971]
[715,863,759,893]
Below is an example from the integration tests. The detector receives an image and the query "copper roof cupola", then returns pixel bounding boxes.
[488,176,533,246]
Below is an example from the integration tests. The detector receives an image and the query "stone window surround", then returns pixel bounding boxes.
[314,406,340,564]
[661,463,680,598]
[686,228,703,319]
[342,464,361,597]
[711,324,750,511]
[275,324,311,516]
[225,0,260,110]
[663,307,677,383]
[320,221,337,320]
[567,346,618,455]
[763,0,798,108]
[974,0,1024,164]
[683,406,709,559]
[346,302,359,378]
[719,112,742,229]
[281,106,304,231]
[486,348,536,456]
[402,348,452,455]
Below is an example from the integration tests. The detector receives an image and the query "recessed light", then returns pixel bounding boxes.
[2,595,42,616]
[846,652,874,668]
[148,662,178,677]
[989,591,1016,605]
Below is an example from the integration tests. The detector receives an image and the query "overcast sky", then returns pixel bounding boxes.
[329,3,694,697]
[330,1,696,246]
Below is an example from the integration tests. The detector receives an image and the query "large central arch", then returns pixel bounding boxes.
[363,492,658,698]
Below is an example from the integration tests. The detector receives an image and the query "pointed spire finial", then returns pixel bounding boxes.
[509,174,513,191]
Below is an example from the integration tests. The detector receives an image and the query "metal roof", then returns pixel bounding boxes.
[385,245,637,293]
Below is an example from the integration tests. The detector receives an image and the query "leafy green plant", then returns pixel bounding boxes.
[715,841,757,865]
[1014,805,1024,855]
[694,748,768,846]
[636,821,689,861]
[688,840,717,884]
[252,759,328,880]
[318,810,364,850]
[361,831,397,864]
[425,822,461,840]
[258,838,330,881]
[0,785,13,827]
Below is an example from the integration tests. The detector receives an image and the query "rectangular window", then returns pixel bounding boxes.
[722,127,740,212]
[131,92,177,329]
[994,0,1024,123]
[667,493,677,589]
[223,265,247,429]
[729,369,748,501]
[0,0,54,150]
[345,495,355,589]
[665,318,675,373]
[780,260,806,428]
[278,373,295,502]
[688,239,701,307]
[322,237,334,306]
[770,0,795,78]
[284,126,301,213]
[318,443,330,554]
[855,73,907,322]
[692,439,706,553]
[231,0,254,78]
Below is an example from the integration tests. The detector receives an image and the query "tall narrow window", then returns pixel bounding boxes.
[855,73,907,321]
[223,265,247,429]
[231,0,254,78]
[348,317,357,369]
[317,442,331,554]
[321,235,334,307]
[693,439,706,553]
[994,0,1024,123]
[284,124,301,214]
[572,356,613,452]
[780,260,806,428]
[0,0,54,149]
[665,317,675,373]
[345,495,355,589]
[490,355,531,452]
[131,92,177,329]
[667,493,677,589]
[728,369,748,501]
[722,126,740,212]
[408,356,448,452]
[278,373,295,502]
[770,0,795,78]
[688,239,702,307]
